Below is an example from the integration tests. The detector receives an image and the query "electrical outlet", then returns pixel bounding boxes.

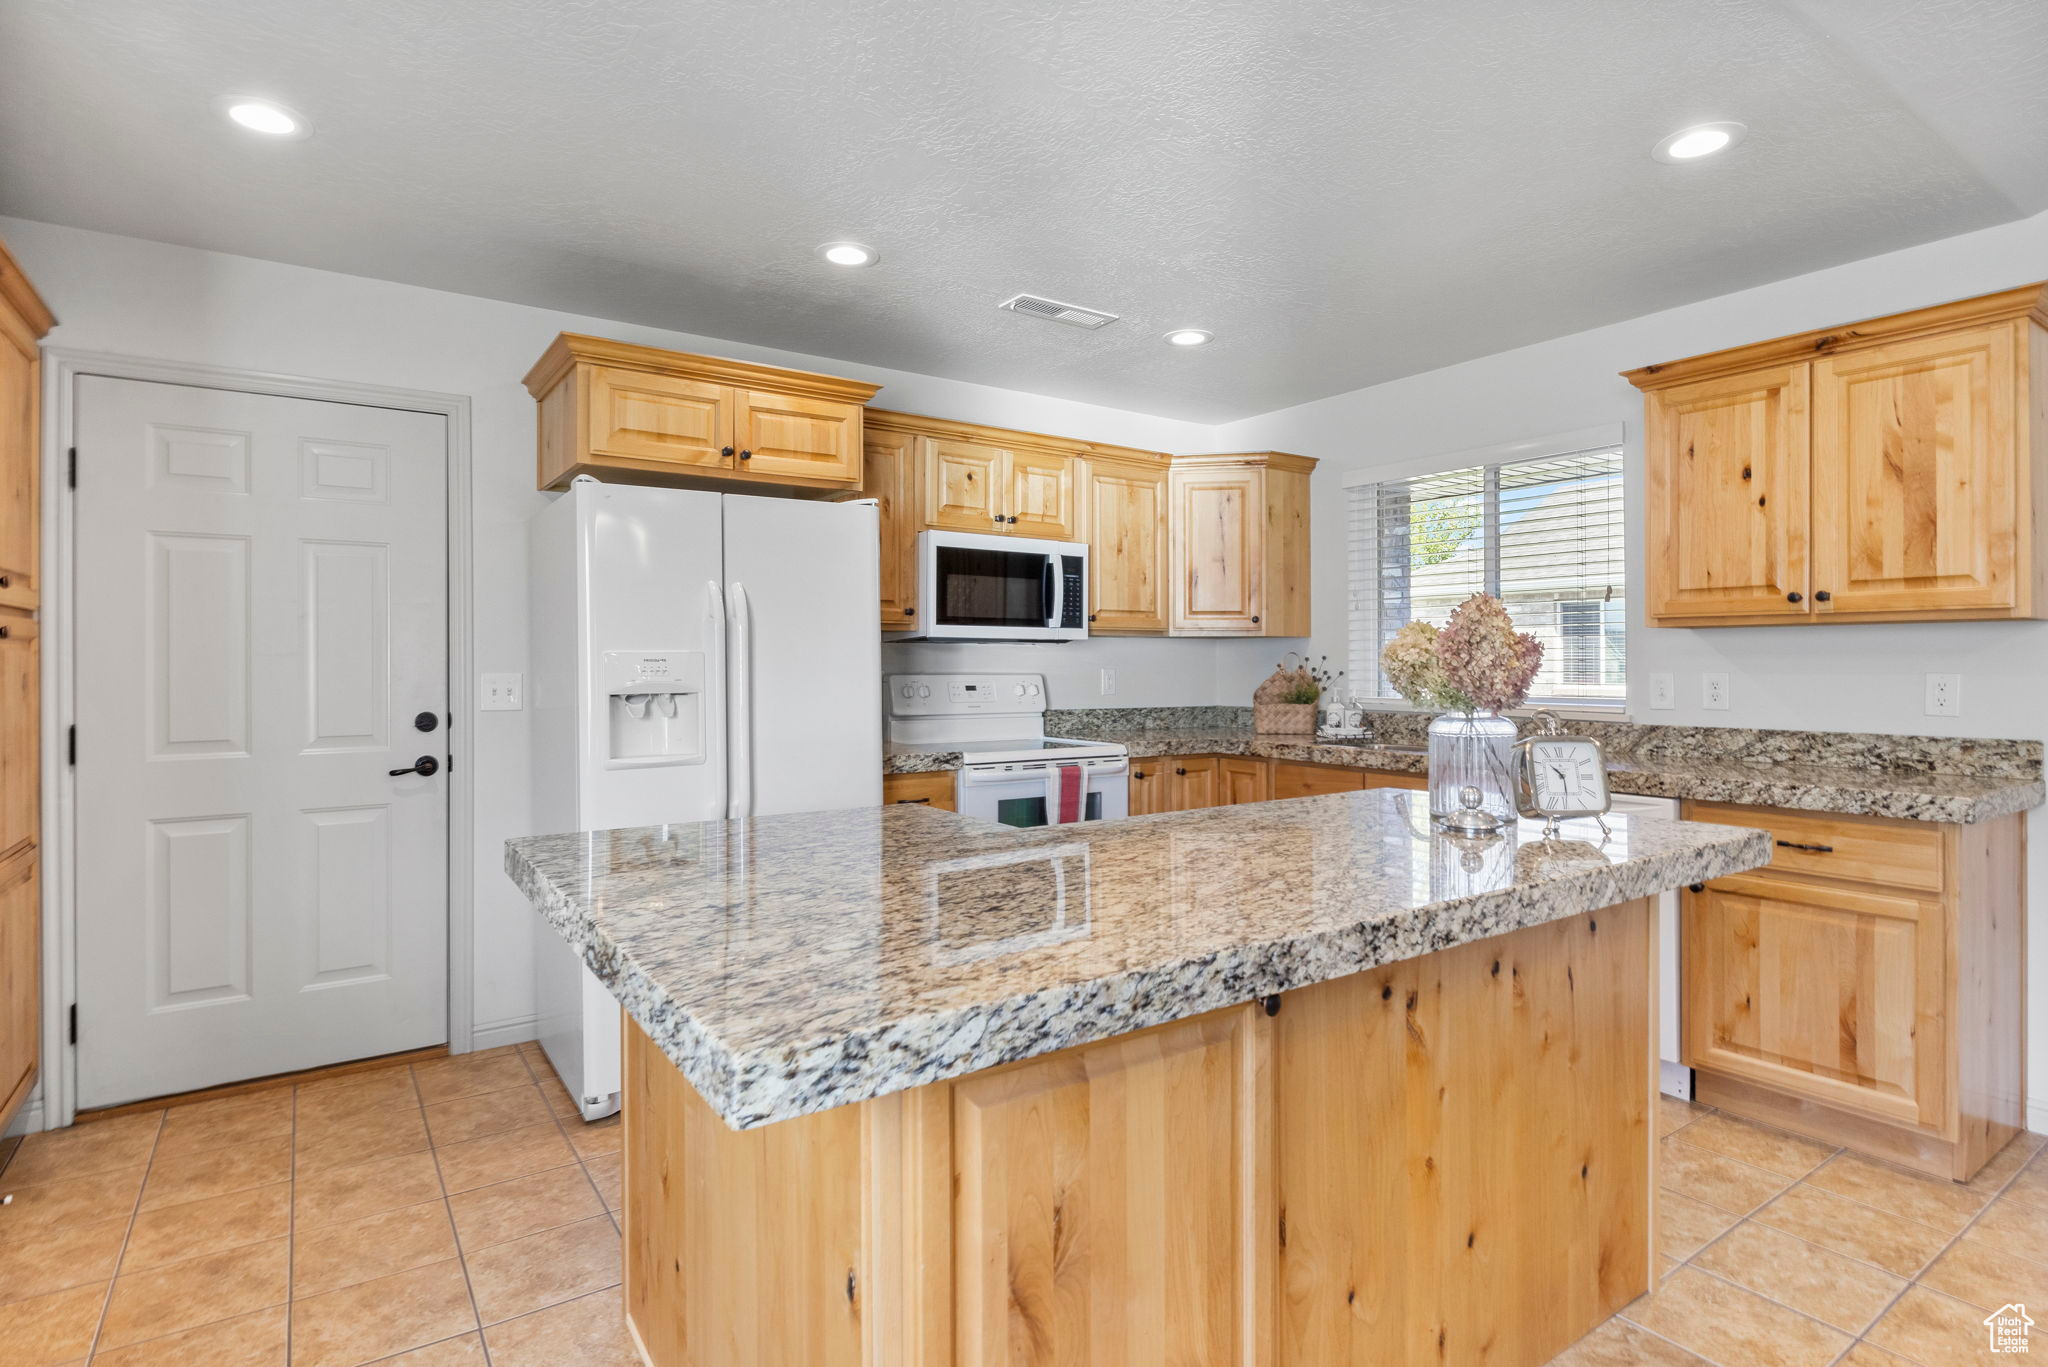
[481,672,524,711]
[1702,673,1730,710]
[1648,673,1675,710]
[1925,673,1962,717]
[1099,668,1117,696]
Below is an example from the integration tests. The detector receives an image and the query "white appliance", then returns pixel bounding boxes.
[885,674,1129,826]
[1608,792,1692,1100]
[530,478,881,1119]
[889,529,1089,642]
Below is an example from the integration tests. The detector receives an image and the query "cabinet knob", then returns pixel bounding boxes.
[1175,767,1187,775]
[1088,613,1097,622]
[0,625,7,639]
[738,450,752,461]
[1786,591,1802,603]
[904,607,915,617]
[1813,590,1831,603]
[1687,883,1704,894]
[721,446,735,458]
[0,575,8,587]
[1251,615,1260,624]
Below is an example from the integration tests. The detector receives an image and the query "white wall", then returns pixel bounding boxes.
[0,215,1237,1049]
[1219,206,2048,1124]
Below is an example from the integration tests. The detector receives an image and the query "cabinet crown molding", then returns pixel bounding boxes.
[1172,450,1318,474]
[862,407,1171,464]
[1623,282,2048,391]
[0,238,54,341]
[522,332,883,406]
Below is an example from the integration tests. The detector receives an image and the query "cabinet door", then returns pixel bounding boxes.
[1683,873,1944,1129]
[1169,756,1220,810]
[1004,448,1078,539]
[1085,460,1168,633]
[0,609,33,862]
[587,366,735,470]
[1128,758,1170,815]
[735,390,862,485]
[882,771,956,812]
[1810,325,2020,615]
[1272,762,1366,801]
[0,331,34,612]
[948,1006,1271,1367]
[1172,467,1263,633]
[0,848,34,1125]
[1644,365,1811,622]
[923,439,1006,532]
[1218,757,1271,805]
[863,430,919,628]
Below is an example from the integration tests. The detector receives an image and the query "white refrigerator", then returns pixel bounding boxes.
[528,477,881,1119]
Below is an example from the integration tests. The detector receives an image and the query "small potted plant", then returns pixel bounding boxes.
[1253,654,1342,735]
[1381,594,1542,830]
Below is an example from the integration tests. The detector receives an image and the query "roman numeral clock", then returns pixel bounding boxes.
[1512,711,1613,838]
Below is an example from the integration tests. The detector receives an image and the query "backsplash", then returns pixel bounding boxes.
[1045,706,2041,778]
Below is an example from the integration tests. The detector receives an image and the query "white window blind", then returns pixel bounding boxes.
[1348,443,1625,708]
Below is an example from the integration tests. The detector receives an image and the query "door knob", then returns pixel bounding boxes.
[389,756,440,778]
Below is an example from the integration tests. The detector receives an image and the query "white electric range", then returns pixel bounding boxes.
[884,674,1129,826]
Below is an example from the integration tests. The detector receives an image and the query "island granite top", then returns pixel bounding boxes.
[506,792,1770,1130]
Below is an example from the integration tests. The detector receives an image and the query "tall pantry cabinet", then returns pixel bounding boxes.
[0,238,51,1134]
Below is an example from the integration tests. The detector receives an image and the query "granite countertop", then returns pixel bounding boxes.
[886,728,2045,824]
[506,794,1769,1130]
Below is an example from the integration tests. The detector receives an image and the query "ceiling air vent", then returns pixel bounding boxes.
[996,294,1120,330]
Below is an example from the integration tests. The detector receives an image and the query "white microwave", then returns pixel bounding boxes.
[891,530,1089,642]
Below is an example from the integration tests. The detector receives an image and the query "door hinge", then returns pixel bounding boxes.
[68,1003,78,1045]
[66,725,76,766]
[445,753,454,774]
[67,446,76,490]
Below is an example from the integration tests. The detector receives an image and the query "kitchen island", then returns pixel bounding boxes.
[507,791,1770,1367]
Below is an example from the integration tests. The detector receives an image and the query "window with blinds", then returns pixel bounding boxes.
[1348,443,1624,707]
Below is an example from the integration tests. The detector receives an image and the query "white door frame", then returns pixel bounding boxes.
[34,348,475,1131]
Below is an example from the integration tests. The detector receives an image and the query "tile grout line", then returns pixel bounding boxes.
[514,1041,620,1233]
[80,1107,166,1363]
[415,1059,498,1367]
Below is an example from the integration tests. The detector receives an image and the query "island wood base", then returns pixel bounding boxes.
[621,899,1655,1367]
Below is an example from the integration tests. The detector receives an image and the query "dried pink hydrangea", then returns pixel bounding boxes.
[1434,593,1543,713]
[1380,620,1468,711]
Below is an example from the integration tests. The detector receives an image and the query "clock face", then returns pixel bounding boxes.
[1524,739,1608,813]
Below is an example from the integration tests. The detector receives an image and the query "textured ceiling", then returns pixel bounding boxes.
[1,0,2043,422]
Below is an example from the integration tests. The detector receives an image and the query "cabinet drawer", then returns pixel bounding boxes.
[1272,762,1367,801]
[1683,801,1943,894]
[883,771,957,812]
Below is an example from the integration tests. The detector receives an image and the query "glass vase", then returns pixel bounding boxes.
[1427,710,1518,832]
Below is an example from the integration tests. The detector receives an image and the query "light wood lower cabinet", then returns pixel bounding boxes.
[1272,761,1366,800]
[883,771,957,812]
[1218,756,1273,805]
[621,901,1653,1367]
[1167,756,1220,809]
[0,610,38,863]
[1127,757,1172,815]
[1680,801,2023,1179]
[0,848,36,1129]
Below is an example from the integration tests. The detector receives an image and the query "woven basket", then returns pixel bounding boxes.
[1253,701,1318,735]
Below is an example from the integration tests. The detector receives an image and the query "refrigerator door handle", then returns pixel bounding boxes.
[727,581,752,820]
[704,579,728,810]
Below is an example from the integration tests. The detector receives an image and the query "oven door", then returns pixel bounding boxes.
[914,530,1088,641]
[956,759,1129,828]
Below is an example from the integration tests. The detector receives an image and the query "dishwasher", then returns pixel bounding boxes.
[1608,793,1692,1100]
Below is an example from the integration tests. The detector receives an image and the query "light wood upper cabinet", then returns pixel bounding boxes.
[1643,365,1810,622]
[1629,284,2048,625]
[1169,452,1315,636]
[0,610,37,863]
[1084,458,1169,633]
[1811,325,2019,616]
[860,427,920,629]
[922,437,1006,531]
[1004,446,1078,539]
[0,240,51,614]
[525,334,880,492]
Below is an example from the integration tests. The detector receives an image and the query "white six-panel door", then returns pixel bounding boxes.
[73,377,449,1107]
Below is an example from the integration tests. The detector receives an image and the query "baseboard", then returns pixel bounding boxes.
[2028,1100,2048,1137]
[471,1014,541,1053]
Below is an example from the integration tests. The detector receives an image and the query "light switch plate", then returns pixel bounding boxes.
[1100,668,1117,696]
[1702,673,1730,710]
[1648,673,1675,710]
[1925,673,1961,717]
[481,672,524,711]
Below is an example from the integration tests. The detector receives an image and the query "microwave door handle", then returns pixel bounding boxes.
[1041,558,1056,627]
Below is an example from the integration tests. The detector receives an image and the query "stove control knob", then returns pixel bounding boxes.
[1029,683,1041,696]
[917,684,931,698]
[898,684,915,699]
[1015,683,1028,697]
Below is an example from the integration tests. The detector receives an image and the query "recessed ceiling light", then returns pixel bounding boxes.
[217,96,308,138]
[1164,329,1213,347]
[817,242,878,267]
[1653,121,1745,163]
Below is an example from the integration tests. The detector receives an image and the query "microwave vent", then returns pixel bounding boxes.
[997,294,1120,330]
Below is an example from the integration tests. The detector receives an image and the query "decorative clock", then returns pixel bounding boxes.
[1512,711,1612,838]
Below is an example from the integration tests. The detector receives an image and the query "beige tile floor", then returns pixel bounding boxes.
[0,1042,635,1366]
[7,1055,2045,1366]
